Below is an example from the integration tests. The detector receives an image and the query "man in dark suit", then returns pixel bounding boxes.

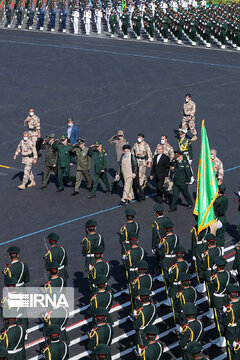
[150,144,170,204]
[66,117,79,145]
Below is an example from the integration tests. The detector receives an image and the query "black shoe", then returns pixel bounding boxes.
[120,200,126,205]
[72,191,79,196]
[57,188,64,192]
[187,205,193,209]
[40,185,47,189]
[112,180,118,186]
[168,208,177,212]
[88,194,96,199]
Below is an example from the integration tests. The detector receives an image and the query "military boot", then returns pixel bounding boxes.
[28,180,36,188]
[18,183,26,190]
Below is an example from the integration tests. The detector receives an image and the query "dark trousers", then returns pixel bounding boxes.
[58,165,73,190]
[133,176,144,200]
[6,8,11,25]
[91,171,110,195]
[39,14,44,27]
[156,177,168,203]
[171,183,192,210]
[51,14,56,29]
[17,10,22,25]
[28,12,34,26]
[42,165,57,187]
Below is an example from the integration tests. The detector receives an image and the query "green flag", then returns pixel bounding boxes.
[193,120,218,233]
[121,0,127,13]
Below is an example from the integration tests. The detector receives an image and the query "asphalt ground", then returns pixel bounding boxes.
[0,29,240,359]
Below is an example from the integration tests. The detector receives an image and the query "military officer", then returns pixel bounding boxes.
[82,219,105,272]
[92,344,111,359]
[44,232,68,281]
[0,310,26,359]
[178,129,193,164]
[43,306,69,345]
[52,136,74,192]
[119,207,140,258]
[109,130,128,185]
[71,139,92,195]
[232,224,240,283]
[88,246,111,291]
[124,233,145,284]
[24,107,41,146]
[180,303,203,359]
[44,261,65,294]
[181,94,197,141]
[0,346,8,360]
[214,184,228,249]
[14,131,38,190]
[132,133,152,190]
[88,141,110,199]
[109,9,117,37]
[131,260,152,300]
[43,324,69,359]
[40,133,58,189]
[169,151,193,212]
[89,275,113,313]
[138,325,163,359]
[87,307,113,352]
[185,341,210,359]
[121,8,129,38]
[211,149,224,185]
[3,246,29,287]
[151,204,170,253]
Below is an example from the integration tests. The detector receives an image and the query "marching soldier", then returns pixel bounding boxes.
[169,151,193,212]
[14,131,38,190]
[177,129,193,165]
[124,234,145,284]
[24,107,41,146]
[71,138,92,195]
[108,130,128,185]
[0,310,26,359]
[214,184,228,249]
[40,134,58,189]
[211,149,224,185]
[43,324,69,359]
[88,141,110,199]
[138,325,164,359]
[44,261,65,294]
[38,1,45,30]
[232,224,240,283]
[92,344,111,359]
[132,133,152,190]
[131,260,152,301]
[44,232,68,281]
[88,246,111,291]
[84,6,91,35]
[121,8,129,38]
[151,204,170,256]
[119,207,140,258]
[181,94,197,141]
[89,275,113,313]
[109,9,117,37]
[87,308,113,352]
[3,246,29,287]
[185,341,210,360]
[49,1,56,31]
[82,219,105,272]
[180,303,203,359]
[43,306,69,345]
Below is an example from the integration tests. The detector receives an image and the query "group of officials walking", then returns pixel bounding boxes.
[14,94,224,213]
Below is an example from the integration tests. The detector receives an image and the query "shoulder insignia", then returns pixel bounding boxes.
[227,304,233,309]
[45,281,51,286]
[211,274,217,280]
[171,264,177,270]
[90,294,97,301]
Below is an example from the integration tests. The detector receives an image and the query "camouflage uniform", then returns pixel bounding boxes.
[213,157,224,184]
[15,139,38,184]
[182,100,197,136]
[24,114,40,145]
[131,142,152,188]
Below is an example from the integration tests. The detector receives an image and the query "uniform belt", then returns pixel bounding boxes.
[16,282,24,287]
[28,127,37,131]
[228,323,237,327]
[197,240,206,245]
[22,153,33,158]
[135,156,146,159]
[8,348,23,354]
[165,254,173,258]
[129,268,138,271]
[87,254,94,258]
[173,281,181,285]
[213,293,225,297]
[61,327,65,331]
[58,265,64,270]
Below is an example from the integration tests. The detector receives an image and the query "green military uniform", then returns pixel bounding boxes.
[121,10,129,36]
[44,233,68,281]
[92,344,111,359]
[44,261,65,294]
[139,325,163,359]
[191,221,209,284]
[178,135,193,162]
[132,11,141,37]
[185,341,210,360]
[88,141,110,197]
[43,306,69,345]
[109,12,117,35]
[119,208,140,257]
[168,246,188,298]
[3,246,29,287]
[223,285,240,343]
[214,184,228,247]
[89,276,113,313]
[82,220,105,272]
[87,308,113,352]
[71,139,92,194]
[233,226,240,283]
[0,346,8,359]
[131,260,152,300]
[41,134,58,188]
[180,303,203,359]
[43,324,69,359]
[124,234,145,284]
[151,204,170,253]
[198,235,221,284]
[52,136,74,191]
[88,246,111,290]
[170,152,193,211]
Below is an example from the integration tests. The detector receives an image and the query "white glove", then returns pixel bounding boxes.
[217,220,223,229]
[231,269,238,276]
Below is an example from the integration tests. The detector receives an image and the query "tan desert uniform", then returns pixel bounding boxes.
[182,100,197,136]
[24,114,40,145]
[131,141,152,188]
[15,138,38,184]
[108,134,128,177]
[121,153,134,202]
[213,157,224,184]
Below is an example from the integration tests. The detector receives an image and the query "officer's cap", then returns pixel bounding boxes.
[145,324,159,335]
[179,272,191,282]
[163,219,174,229]
[174,245,186,254]
[46,324,61,336]
[93,344,111,356]
[215,256,227,267]
[85,219,97,228]
[129,233,139,240]
[7,246,20,254]
[47,232,59,241]
[95,141,102,147]
[60,135,67,140]
[5,277,17,286]
[118,130,124,136]
[219,184,226,193]
[124,208,136,216]
[179,129,187,134]
[154,204,165,212]
[185,341,202,355]
[48,133,55,138]
[95,275,108,285]
[0,346,8,357]
[94,245,104,254]
[138,288,151,296]
[93,307,109,317]
[183,302,198,315]
[205,233,216,242]
[47,261,59,270]
[123,144,131,150]
[137,260,149,269]
[174,150,183,156]
[78,138,85,144]
[227,284,240,293]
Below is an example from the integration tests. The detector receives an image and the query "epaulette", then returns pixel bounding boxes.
[211,274,217,280]
[171,264,177,270]
[43,345,50,351]
[45,281,51,286]
[82,237,87,243]
[182,323,189,330]
[227,303,233,309]
[90,294,97,301]
[126,250,131,254]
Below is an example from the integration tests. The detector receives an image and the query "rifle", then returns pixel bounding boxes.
[233,192,240,211]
